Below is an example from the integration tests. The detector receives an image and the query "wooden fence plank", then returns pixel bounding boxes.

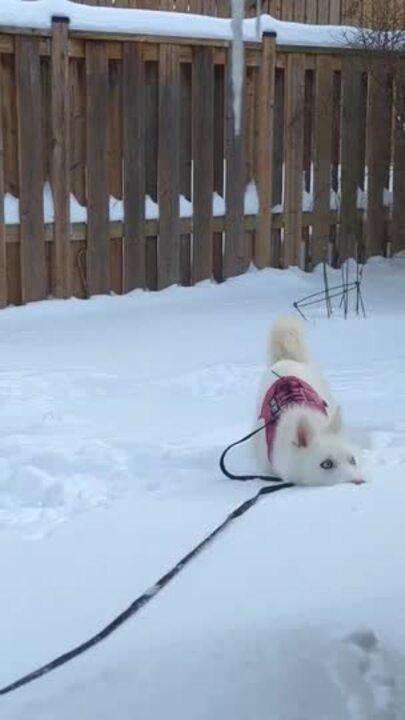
[391,128,405,255]
[0,72,5,307]
[268,0,283,18]
[216,0,231,17]
[69,58,86,205]
[108,59,123,200]
[110,237,123,293]
[342,0,361,24]
[340,57,363,262]
[192,46,214,283]
[272,68,284,211]
[179,62,192,286]
[283,0,295,21]
[392,89,405,255]
[145,60,158,289]
[180,63,192,200]
[41,57,52,185]
[256,32,276,269]
[1,53,18,196]
[146,236,158,289]
[158,44,180,288]
[6,244,21,306]
[86,40,110,295]
[123,42,146,291]
[284,53,305,267]
[312,56,334,266]
[109,60,123,295]
[306,0,318,22]
[245,66,256,185]
[16,36,47,303]
[188,0,202,12]
[303,69,313,194]
[294,0,306,22]
[51,16,70,299]
[224,49,245,279]
[366,66,391,258]
[360,0,371,23]
[245,0,258,17]
[329,0,341,23]
[357,73,368,195]
[214,64,225,195]
[245,69,256,271]
[317,0,331,23]
[206,0,219,13]
[175,0,188,11]
[145,61,158,201]
[213,63,225,282]
[331,69,341,195]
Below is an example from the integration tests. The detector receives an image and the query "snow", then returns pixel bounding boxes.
[4,181,260,224]
[7,175,394,225]
[1,256,405,718]
[1,0,354,48]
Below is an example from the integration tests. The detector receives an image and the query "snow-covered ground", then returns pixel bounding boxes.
[1,257,405,719]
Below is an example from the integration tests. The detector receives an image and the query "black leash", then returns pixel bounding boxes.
[220,420,283,483]
[0,417,291,697]
[0,480,292,697]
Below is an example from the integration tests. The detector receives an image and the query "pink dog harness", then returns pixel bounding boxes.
[260,376,328,461]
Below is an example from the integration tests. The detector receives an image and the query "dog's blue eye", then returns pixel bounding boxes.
[349,456,356,466]
[321,459,334,470]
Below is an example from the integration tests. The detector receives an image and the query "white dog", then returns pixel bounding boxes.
[255,316,364,487]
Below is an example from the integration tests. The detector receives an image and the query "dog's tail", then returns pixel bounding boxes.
[269,316,309,365]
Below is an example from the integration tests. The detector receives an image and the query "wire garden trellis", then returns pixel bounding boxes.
[293,244,367,321]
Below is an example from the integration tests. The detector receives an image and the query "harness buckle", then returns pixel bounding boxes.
[269,398,280,416]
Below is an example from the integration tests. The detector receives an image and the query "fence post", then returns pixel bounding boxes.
[51,16,71,298]
[256,31,276,269]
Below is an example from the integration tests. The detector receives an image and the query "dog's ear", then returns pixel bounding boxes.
[294,416,314,448]
[329,406,342,434]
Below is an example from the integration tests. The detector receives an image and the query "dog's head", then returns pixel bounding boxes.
[291,408,364,487]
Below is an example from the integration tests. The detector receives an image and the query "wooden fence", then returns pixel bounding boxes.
[72,0,367,25]
[0,21,404,307]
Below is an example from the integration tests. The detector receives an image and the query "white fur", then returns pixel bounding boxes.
[255,316,364,487]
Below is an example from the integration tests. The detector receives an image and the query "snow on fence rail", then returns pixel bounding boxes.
[0,19,404,306]
[72,0,366,27]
